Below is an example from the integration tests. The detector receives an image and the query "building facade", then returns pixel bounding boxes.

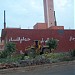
[1,29,75,53]
[33,23,48,29]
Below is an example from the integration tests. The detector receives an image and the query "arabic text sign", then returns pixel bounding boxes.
[69,36,75,41]
[9,37,31,43]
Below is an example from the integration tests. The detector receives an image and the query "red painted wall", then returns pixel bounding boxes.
[49,26,64,30]
[34,23,48,29]
[1,29,75,52]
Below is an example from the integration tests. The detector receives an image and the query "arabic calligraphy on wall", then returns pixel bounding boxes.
[9,36,75,44]
[69,36,75,41]
[9,37,31,43]
[9,37,50,44]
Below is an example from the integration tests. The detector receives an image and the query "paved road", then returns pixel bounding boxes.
[0,61,75,75]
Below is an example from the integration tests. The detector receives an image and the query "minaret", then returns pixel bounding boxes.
[4,10,6,29]
[43,0,55,28]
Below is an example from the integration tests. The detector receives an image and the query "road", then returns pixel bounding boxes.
[0,61,75,75]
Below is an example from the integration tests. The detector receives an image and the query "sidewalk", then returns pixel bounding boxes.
[0,60,75,75]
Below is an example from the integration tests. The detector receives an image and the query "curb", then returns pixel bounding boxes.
[0,60,75,73]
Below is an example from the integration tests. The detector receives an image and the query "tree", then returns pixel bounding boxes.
[46,38,58,53]
[0,42,16,58]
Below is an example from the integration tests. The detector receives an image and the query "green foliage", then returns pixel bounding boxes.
[0,42,16,58]
[5,42,16,54]
[0,54,22,63]
[46,38,58,52]
[0,52,73,65]
[69,49,75,57]
[27,48,36,58]
[0,50,8,58]
[43,52,72,62]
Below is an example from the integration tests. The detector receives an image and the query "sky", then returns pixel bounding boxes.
[0,0,74,36]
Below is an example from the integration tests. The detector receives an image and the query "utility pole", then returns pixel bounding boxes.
[4,10,6,29]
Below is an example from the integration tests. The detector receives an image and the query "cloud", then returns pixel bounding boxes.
[30,0,43,10]
[0,0,74,30]
[54,0,73,12]
[54,0,74,29]
[6,0,43,17]
[1,0,44,29]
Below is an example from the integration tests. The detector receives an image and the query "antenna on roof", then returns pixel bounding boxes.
[4,10,6,29]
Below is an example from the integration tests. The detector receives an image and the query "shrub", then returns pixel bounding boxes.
[46,38,58,53]
[0,50,8,58]
[70,49,75,57]
[0,42,16,58]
